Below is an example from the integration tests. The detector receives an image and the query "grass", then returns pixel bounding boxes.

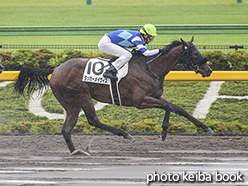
[207,99,248,123]
[41,81,248,125]
[0,83,46,125]
[219,81,248,96]
[2,81,248,126]
[0,0,247,45]
[1,81,248,133]
[207,81,248,124]
[1,81,211,125]
[1,0,247,26]
[1,34,248,46]
[93,81,211,125]
[41,90,64,114]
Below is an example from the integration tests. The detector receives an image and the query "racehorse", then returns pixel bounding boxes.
[14,37,213,155]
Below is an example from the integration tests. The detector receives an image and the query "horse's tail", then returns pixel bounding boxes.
[14,67,54,97]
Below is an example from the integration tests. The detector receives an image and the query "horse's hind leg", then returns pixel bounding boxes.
[81,96,133,139]
[58,98,90,155]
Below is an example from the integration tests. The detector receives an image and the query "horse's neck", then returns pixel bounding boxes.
[150,45,182,79]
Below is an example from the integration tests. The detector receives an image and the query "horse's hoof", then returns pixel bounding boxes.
[204,127,214,134]
[124,134,134,140]
[160,133,167,141]
[71,149,91,156]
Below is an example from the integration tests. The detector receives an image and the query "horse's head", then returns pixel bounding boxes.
[180,36,212,77]
[0,63,4,74]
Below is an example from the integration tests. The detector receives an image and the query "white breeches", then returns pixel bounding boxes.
[98,34,132,70]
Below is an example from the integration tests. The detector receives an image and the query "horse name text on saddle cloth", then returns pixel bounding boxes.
[82,58,129,105]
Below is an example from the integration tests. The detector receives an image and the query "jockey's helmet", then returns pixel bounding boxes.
[140,24,157,36]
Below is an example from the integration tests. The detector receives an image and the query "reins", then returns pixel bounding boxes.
[145,52,163,79]
[145,44,186,80]
[144,43,197,79]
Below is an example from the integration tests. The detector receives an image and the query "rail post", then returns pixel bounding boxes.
[86,0,92,5]
[229,45,244,50]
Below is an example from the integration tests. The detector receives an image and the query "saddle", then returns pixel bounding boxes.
[82,58,129,106]
[82,50,144,105]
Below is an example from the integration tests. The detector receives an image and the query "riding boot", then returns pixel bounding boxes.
[103,65,118,81]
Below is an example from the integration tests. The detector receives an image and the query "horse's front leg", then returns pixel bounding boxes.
[161,110,170,141]
[136,96,172,139]
[136,96,213,138]
[169,100,213,134]
[155,96,213,134]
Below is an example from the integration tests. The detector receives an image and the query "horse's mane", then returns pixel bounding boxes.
[161,40,182,54]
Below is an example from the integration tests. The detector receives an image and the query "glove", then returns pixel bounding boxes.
[131,49,137,54]
[131,49,142,55]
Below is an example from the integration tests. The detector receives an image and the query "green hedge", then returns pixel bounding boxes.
[0,49,248,70]
[203,50,248,70]
[0,49,111,70]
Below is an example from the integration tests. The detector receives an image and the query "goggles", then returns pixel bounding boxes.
[148,35,155,42]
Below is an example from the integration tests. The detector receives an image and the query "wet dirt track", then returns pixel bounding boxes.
[0,134,247,186]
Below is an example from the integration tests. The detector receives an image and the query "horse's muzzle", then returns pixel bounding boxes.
[193,65,212,77]
[201,68,212,77]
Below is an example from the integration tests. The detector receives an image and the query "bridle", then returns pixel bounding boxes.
[180,43,208,74]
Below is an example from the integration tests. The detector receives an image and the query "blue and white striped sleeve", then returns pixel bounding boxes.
[131,36,159,56]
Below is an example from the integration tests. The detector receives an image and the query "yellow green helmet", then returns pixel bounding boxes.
[140,24,157,36]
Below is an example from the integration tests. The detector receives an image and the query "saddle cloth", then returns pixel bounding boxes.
[82,58,128,85]
[82,58,129,106]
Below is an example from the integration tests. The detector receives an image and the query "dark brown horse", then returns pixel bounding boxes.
[14,37,213,155]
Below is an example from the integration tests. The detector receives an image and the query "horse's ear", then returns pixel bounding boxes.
[190,36,194,43]
[180,38,189,46]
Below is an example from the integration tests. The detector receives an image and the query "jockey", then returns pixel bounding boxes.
[98,24,159,81]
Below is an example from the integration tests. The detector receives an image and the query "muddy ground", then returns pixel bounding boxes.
[0,134,247,185]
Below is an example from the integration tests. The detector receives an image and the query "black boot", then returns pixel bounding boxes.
[103,65,118,81]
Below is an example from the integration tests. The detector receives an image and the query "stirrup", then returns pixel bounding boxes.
[103,66,118,81]
[103,71,118,81]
